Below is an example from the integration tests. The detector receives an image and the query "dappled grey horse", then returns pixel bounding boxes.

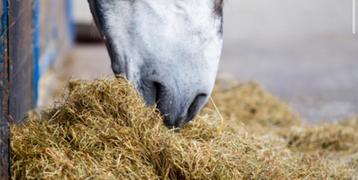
[88,0,224,127]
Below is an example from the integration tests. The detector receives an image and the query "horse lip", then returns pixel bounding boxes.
[175,117,187,128]
[160,99,189,128]
[163,114,186,129]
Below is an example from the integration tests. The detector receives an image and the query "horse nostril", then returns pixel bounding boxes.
[140,80,165,106]
[161,93,208,128]
[153,81,164,104]
[186,93,208,122]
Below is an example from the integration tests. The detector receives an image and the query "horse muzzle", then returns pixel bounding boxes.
[136,78,209,128]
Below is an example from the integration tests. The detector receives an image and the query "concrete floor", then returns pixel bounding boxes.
[58,0,358,123]
[221,0,358,122]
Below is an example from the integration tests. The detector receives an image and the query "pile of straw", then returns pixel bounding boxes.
[11,78,358,179]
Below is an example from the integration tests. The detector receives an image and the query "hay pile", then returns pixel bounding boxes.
[11,78,358,179]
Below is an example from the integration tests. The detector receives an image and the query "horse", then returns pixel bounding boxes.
[87,0,224,128]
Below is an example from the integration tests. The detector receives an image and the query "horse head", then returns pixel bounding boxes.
[88,0,224,127]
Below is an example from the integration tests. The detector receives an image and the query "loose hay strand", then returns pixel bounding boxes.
[210,97,225,132]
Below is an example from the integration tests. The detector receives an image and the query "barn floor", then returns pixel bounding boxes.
[40,41,358,124]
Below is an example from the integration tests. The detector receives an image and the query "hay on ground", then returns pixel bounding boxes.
[11,78,358,179]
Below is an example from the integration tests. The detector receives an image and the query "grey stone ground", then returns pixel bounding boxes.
[57,0,358,123]
[221,0,358,122]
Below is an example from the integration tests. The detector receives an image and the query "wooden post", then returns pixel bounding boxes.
[0,0,10,178]
[8,0,35,124]
[1,0,35,178]
[0,116,10,179]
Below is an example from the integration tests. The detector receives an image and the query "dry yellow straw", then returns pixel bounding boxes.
[10,78,358,179]
[210,97,225,132]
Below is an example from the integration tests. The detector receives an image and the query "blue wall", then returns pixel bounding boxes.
[33,0,74,104]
